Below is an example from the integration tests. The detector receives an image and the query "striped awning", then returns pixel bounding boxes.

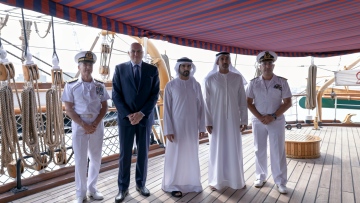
[1,0,360,57]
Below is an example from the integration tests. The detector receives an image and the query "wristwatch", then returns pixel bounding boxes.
[271,113,277,120]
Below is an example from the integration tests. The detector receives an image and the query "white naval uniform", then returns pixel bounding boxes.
[62,77,110,198]
[246,74,292,185]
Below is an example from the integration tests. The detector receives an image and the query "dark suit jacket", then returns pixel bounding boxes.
[112,61,160,127]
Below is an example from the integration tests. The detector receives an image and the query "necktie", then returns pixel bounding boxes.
[134,65,140,88]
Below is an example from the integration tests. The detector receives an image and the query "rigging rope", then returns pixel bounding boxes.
[0,76,17,174]
[0,37,73,77]
[45,73,66,164]
[0,46,24,176]
[34,21,51,39]
[19,9,50,169]
[51,17,58,63]
[0,14,9,31]
[21,9,28,58]
[21,70,51,169]
[44,16,66,164]
[106,36,115,80]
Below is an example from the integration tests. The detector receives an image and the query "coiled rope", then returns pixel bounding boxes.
[44,16,66,165]
[99,33,114,81]
[21,70,50,168]
[20,8,50,169]
[0,75,17,174]
[45,73,66,164]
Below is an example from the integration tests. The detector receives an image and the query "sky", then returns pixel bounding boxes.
[1,4,360,122]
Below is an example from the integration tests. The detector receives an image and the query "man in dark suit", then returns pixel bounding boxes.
[112,42,160,202]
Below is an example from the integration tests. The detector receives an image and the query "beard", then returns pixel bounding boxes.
[181,71,190,77]
[222,64,229,69]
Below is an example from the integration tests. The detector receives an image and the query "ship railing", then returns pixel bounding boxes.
[0,107,163,189]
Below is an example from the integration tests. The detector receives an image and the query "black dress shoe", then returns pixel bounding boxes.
[115,189,128,203]
[136,186,150,196]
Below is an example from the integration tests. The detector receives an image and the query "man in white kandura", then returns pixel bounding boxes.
[204,51,248,191]
[162,57,205,197]
[62,51,110,203]
[246,51,292,194]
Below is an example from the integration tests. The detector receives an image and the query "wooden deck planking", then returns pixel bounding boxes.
[349,128,359,167]
[328,127,342,203]
[138,152,210,203]
[342,127,353,194]
[315,187,329,203]
[236,164,272,203]
[85,155,165,203]
[300,125,329,203]
[258,176,277,203]
[353,128,360,166]
[160,134,256,203]
[126,146,212,203]
[10,126,360,203]
[318,127,336,190]
[352,167,360,203]
[289,162,314,202]
[184,134,256,203]
[247,173,276,203]
[302,164,321,202]
[342,192,355,203]
[274,159,304,203]
[226,144,277,203]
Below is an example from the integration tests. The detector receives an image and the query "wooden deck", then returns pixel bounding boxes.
[10,126,360,203]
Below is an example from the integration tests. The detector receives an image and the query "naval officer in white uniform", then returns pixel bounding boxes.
[246,51,292,194]
[62,51,110,203]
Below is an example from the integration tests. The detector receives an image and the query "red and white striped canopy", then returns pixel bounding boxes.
[2,0,360,57]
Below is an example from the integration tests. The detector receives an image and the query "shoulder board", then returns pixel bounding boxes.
[94,78,104,83]
[66,78,78,83]
[250,76,259,81]
[278,76,288,80]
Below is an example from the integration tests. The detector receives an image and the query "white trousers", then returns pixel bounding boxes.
[252,116,287,185]
[72,116,104,197]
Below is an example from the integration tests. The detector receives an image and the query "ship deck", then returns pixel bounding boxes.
[11,126,360,203]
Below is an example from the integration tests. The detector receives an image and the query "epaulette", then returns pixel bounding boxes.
[250,76,259,81]
[94,78,104,83]
[278,76,288,80]
[66,78,78,83]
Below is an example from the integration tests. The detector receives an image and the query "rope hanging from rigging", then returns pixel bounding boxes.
[0,42,24,178]
[46,16,67,165]
[34,21,51,39]
[20,8,50,171]
[99,30,115,81]
[0,14,9,31]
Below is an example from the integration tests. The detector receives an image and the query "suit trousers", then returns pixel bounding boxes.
[72,116,104,197]
[118,123,151,190]
[252,116,287,185]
